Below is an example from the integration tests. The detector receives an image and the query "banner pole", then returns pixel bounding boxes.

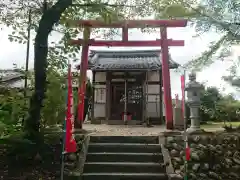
[182,70,188,180]
[60,151,65,180]
[60,100,67,180]
[60,63,70,180]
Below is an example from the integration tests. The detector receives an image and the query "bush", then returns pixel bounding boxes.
[0,90,27,137]
[199,86,240,122]
[216,99,240,122]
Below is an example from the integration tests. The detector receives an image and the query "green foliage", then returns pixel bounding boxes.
[40,48,67,128]
[199,84,240,123]
[41,72,65,127]
[152,0,240,70]
[222,56,240,92]
[0,47,93,135]
[216,95,240,122]
[200,86,222,120]
[0,50,68,135]
[0,89,27,137]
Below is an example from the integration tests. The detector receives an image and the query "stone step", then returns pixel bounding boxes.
[84,162,166,173]
[81,173,168,180]
[88,143,161,153]
[86,152,163,163]
[90,136,159,144]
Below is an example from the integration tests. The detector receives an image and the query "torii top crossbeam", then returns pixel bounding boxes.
[70,19,187,28]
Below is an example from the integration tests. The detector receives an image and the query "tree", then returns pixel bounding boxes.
[0,0,153,141]
[222,56,240,93]
[199,85,240,123]
[216,95,240,124]
[152,0,240,70]
[200,86,223,121]
[41,48,67,128]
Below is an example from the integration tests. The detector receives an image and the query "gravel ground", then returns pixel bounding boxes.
[83,124,169,136]
[82,123,223,136]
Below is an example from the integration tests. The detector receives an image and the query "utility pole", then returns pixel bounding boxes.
[22,10,31,126]
[24,9,31,97]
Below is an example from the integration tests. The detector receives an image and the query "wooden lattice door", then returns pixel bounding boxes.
[110,82,143,120]
[110,84,125,120]
[127,83,143,120]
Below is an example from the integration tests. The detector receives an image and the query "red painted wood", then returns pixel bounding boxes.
[161,27,173,130]
[69,39,184,46]
[77,30,90,129]
[70,19,187,129]
[72,19,187,28]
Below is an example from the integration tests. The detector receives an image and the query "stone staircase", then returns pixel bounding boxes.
[81,136,168,180]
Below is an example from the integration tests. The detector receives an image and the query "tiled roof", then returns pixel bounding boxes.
[0,70,29,89]
[0,69,24,82]
[88,50,179,70]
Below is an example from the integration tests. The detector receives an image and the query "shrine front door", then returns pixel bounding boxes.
[110,82,143,120]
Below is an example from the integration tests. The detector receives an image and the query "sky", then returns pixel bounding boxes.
[0,24,239,98]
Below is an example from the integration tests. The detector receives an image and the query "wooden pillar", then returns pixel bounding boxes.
[77,27,91,129]
[91,71,96,121]
[159,69,163,124]
[160,27,173,130]
[106,72,111,122]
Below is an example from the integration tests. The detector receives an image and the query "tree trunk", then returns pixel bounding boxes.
[24,0,72,140]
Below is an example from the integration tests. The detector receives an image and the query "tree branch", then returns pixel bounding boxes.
[184,34,228,70]
[71,3,137,8]
[182,2,240,39]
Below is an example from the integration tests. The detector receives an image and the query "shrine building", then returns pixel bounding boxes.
[88,49,179,125]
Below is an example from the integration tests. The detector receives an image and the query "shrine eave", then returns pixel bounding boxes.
[76,50,179,71]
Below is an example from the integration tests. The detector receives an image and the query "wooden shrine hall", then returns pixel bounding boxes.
[88,49,179,125]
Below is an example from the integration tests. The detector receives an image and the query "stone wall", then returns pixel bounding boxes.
[162,131,240,180]
[64,133,89,179]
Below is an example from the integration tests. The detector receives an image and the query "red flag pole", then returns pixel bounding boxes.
[61,62,77,180]
[181,75,185,121]
[181,70,190,180]
[65,63,77,153]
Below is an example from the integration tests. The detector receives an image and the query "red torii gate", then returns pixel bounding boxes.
[69,19,187,130]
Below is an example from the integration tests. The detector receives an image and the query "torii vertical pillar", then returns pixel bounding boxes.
[161,27,173,129]
[77,28,90,129]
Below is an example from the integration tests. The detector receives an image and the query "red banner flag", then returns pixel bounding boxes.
[180,75,185,120]
[185,145,191,161]
[65,64,77,153]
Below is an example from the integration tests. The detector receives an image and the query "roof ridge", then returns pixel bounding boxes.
[90,49,162,54]
[87,50,178,70]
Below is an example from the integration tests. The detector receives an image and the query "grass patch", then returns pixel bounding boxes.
[201,121,240,129]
